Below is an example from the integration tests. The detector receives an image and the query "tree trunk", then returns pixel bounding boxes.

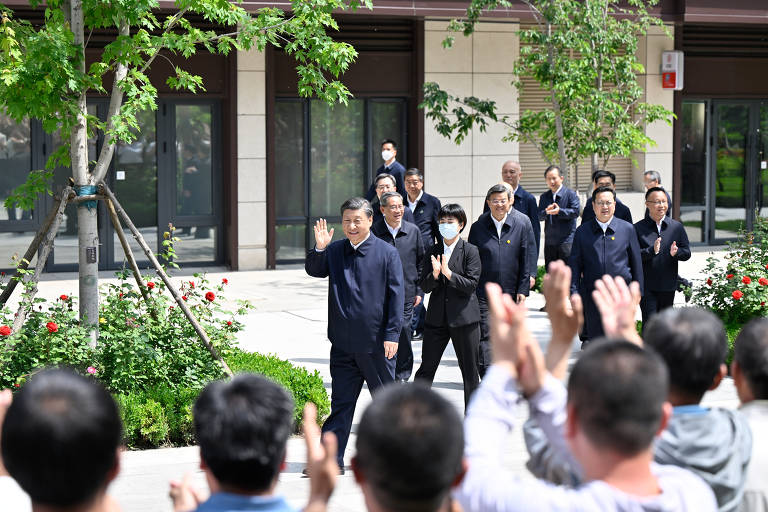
[546,22,569,185]
[68,0,98,334]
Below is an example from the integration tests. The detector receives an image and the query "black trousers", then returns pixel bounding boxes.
[395,300,415,381]
[414,321,480,407]
[640,290,676,328]
[544,243,572,269]
[322,345,396,467]
[410,291,426,335]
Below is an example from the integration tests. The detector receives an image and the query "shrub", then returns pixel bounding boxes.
[691,215,768,326]
[228,349,330,429]
[531,265,546,292]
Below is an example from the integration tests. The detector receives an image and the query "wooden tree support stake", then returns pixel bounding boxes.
[11,187,72,335]
[0,193,64,306]
[99,182,233,377]
[105,198,159,322]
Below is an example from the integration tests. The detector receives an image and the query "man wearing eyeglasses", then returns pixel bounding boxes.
[372,191,425,383]
[634,187,691,327]
[569,186,643,345]
[371,173,415,225]
[469,183,537,377]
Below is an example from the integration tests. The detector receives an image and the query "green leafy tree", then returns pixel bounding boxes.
[421,0,674,189]
[0,0,368,326]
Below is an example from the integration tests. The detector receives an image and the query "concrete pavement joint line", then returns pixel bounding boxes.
[283,310,324,322]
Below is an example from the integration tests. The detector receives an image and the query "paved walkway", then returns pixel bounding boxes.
[26,247,738,511]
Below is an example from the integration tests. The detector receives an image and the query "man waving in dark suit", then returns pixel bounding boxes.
[634,187,691,326]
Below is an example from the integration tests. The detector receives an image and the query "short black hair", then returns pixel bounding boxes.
[485,183,511,202]
[355,384,463,512]
[340,197,374,218]
[380,191,403,208]
[544,165,562,178]
[734,318,768,400]
[591,186,616,203]
[381,138,398,149]
[438,203,467,233]
[568,340,668,455]
[592,169,616,184]
[643,307,727,402]
[644,186,667,200]
[194,373,294,493]
[404,168,423,181]
[1,368,122,507]
[375,173,396,187]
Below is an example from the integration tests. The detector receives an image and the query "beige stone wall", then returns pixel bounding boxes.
[633,25,676,194]
[423,20,520,222]
[236,49,267,270]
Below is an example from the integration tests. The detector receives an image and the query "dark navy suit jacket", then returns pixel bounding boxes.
[483,186,541,254]
[569,217,643,339]
[408,191,442,248]
[582,197,633,224]
[305,235,404,353]
[538,187,581,246]
[372,219,425,300]
[634,215,691,292]
[365,160,407,202]
[468,210,537,298]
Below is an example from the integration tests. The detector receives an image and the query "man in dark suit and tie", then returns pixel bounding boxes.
[305,197,404,471]
[372,191,425,383]
[365,139,407,201]
[538,165,581,269]
[635,187,691,326]
[403,167,441,341]
[581,170,633,224]
[371,173,415,225]
[569,187,644,344]
[469,184,537,378]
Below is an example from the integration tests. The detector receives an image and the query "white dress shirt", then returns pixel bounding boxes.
[596,217,613,234]
[408,190,423,213]
[491,213,507,239]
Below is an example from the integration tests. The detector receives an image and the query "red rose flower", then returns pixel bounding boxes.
[169,306,175,310]
[119,292,124,298]
[147,281,155,290]
[13,383,19,388]
[46,322,59,333]
[732,290,744,300]
[182,295,188,301]
[60,294,68,301]
[0,325,11,336]
[727,274,734,279]
[205,291,215,302]
[189,281,195,288]
[765,264,768,270]
[742,276,752,284]
[1,272,5,277]
[706,278,712,286]
[762,302,766,306]
[759,277,768,286]
[222,278,228,284]
[227,321,232,326]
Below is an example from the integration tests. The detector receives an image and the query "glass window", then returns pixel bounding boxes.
[275,223,306,261]
[173,225,216,263]
[0,114,32,221]
[275,101,305,219]
[0,232,38,269]
[176,105,213,216]
[370,101,406,173]
[310,99,365,217]
[681,101,707,207]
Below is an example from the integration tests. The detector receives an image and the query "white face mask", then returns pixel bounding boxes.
[381,150,394,162]
[439,222,460,240]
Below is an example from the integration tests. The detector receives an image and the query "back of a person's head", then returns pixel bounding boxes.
[194,373,294,493]
[568,340,668,456]
[643,307,727,402]
[1,368,122,507]
[355,384,464,512]
[734,317,768,400]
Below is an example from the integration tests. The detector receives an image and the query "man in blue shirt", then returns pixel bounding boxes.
[365,139,407,201]
[305,197,404,470]
[538,165,581,270]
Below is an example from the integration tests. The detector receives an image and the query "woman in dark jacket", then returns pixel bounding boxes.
[414,203,481,407]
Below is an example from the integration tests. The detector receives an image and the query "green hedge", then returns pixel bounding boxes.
[116,349,330,448]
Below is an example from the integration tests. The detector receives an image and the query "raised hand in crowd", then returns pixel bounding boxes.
[592,275,642,345]
[313,219,334,250]
[541,261,583,380]
[303,403,338,512]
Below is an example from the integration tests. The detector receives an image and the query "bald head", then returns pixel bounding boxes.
[501,161,522,189]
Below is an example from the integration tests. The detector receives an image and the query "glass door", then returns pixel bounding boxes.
[758,103,768,221]
[680,101,708,243]
[712,102,751,241]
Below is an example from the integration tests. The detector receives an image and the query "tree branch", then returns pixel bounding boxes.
[90,17,130,185]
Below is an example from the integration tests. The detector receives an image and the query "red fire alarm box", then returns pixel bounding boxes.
[661,51,683,91]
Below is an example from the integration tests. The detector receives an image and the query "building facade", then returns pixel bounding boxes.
[1,1,766,271]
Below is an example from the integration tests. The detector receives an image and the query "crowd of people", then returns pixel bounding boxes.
[0,138,765,511]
